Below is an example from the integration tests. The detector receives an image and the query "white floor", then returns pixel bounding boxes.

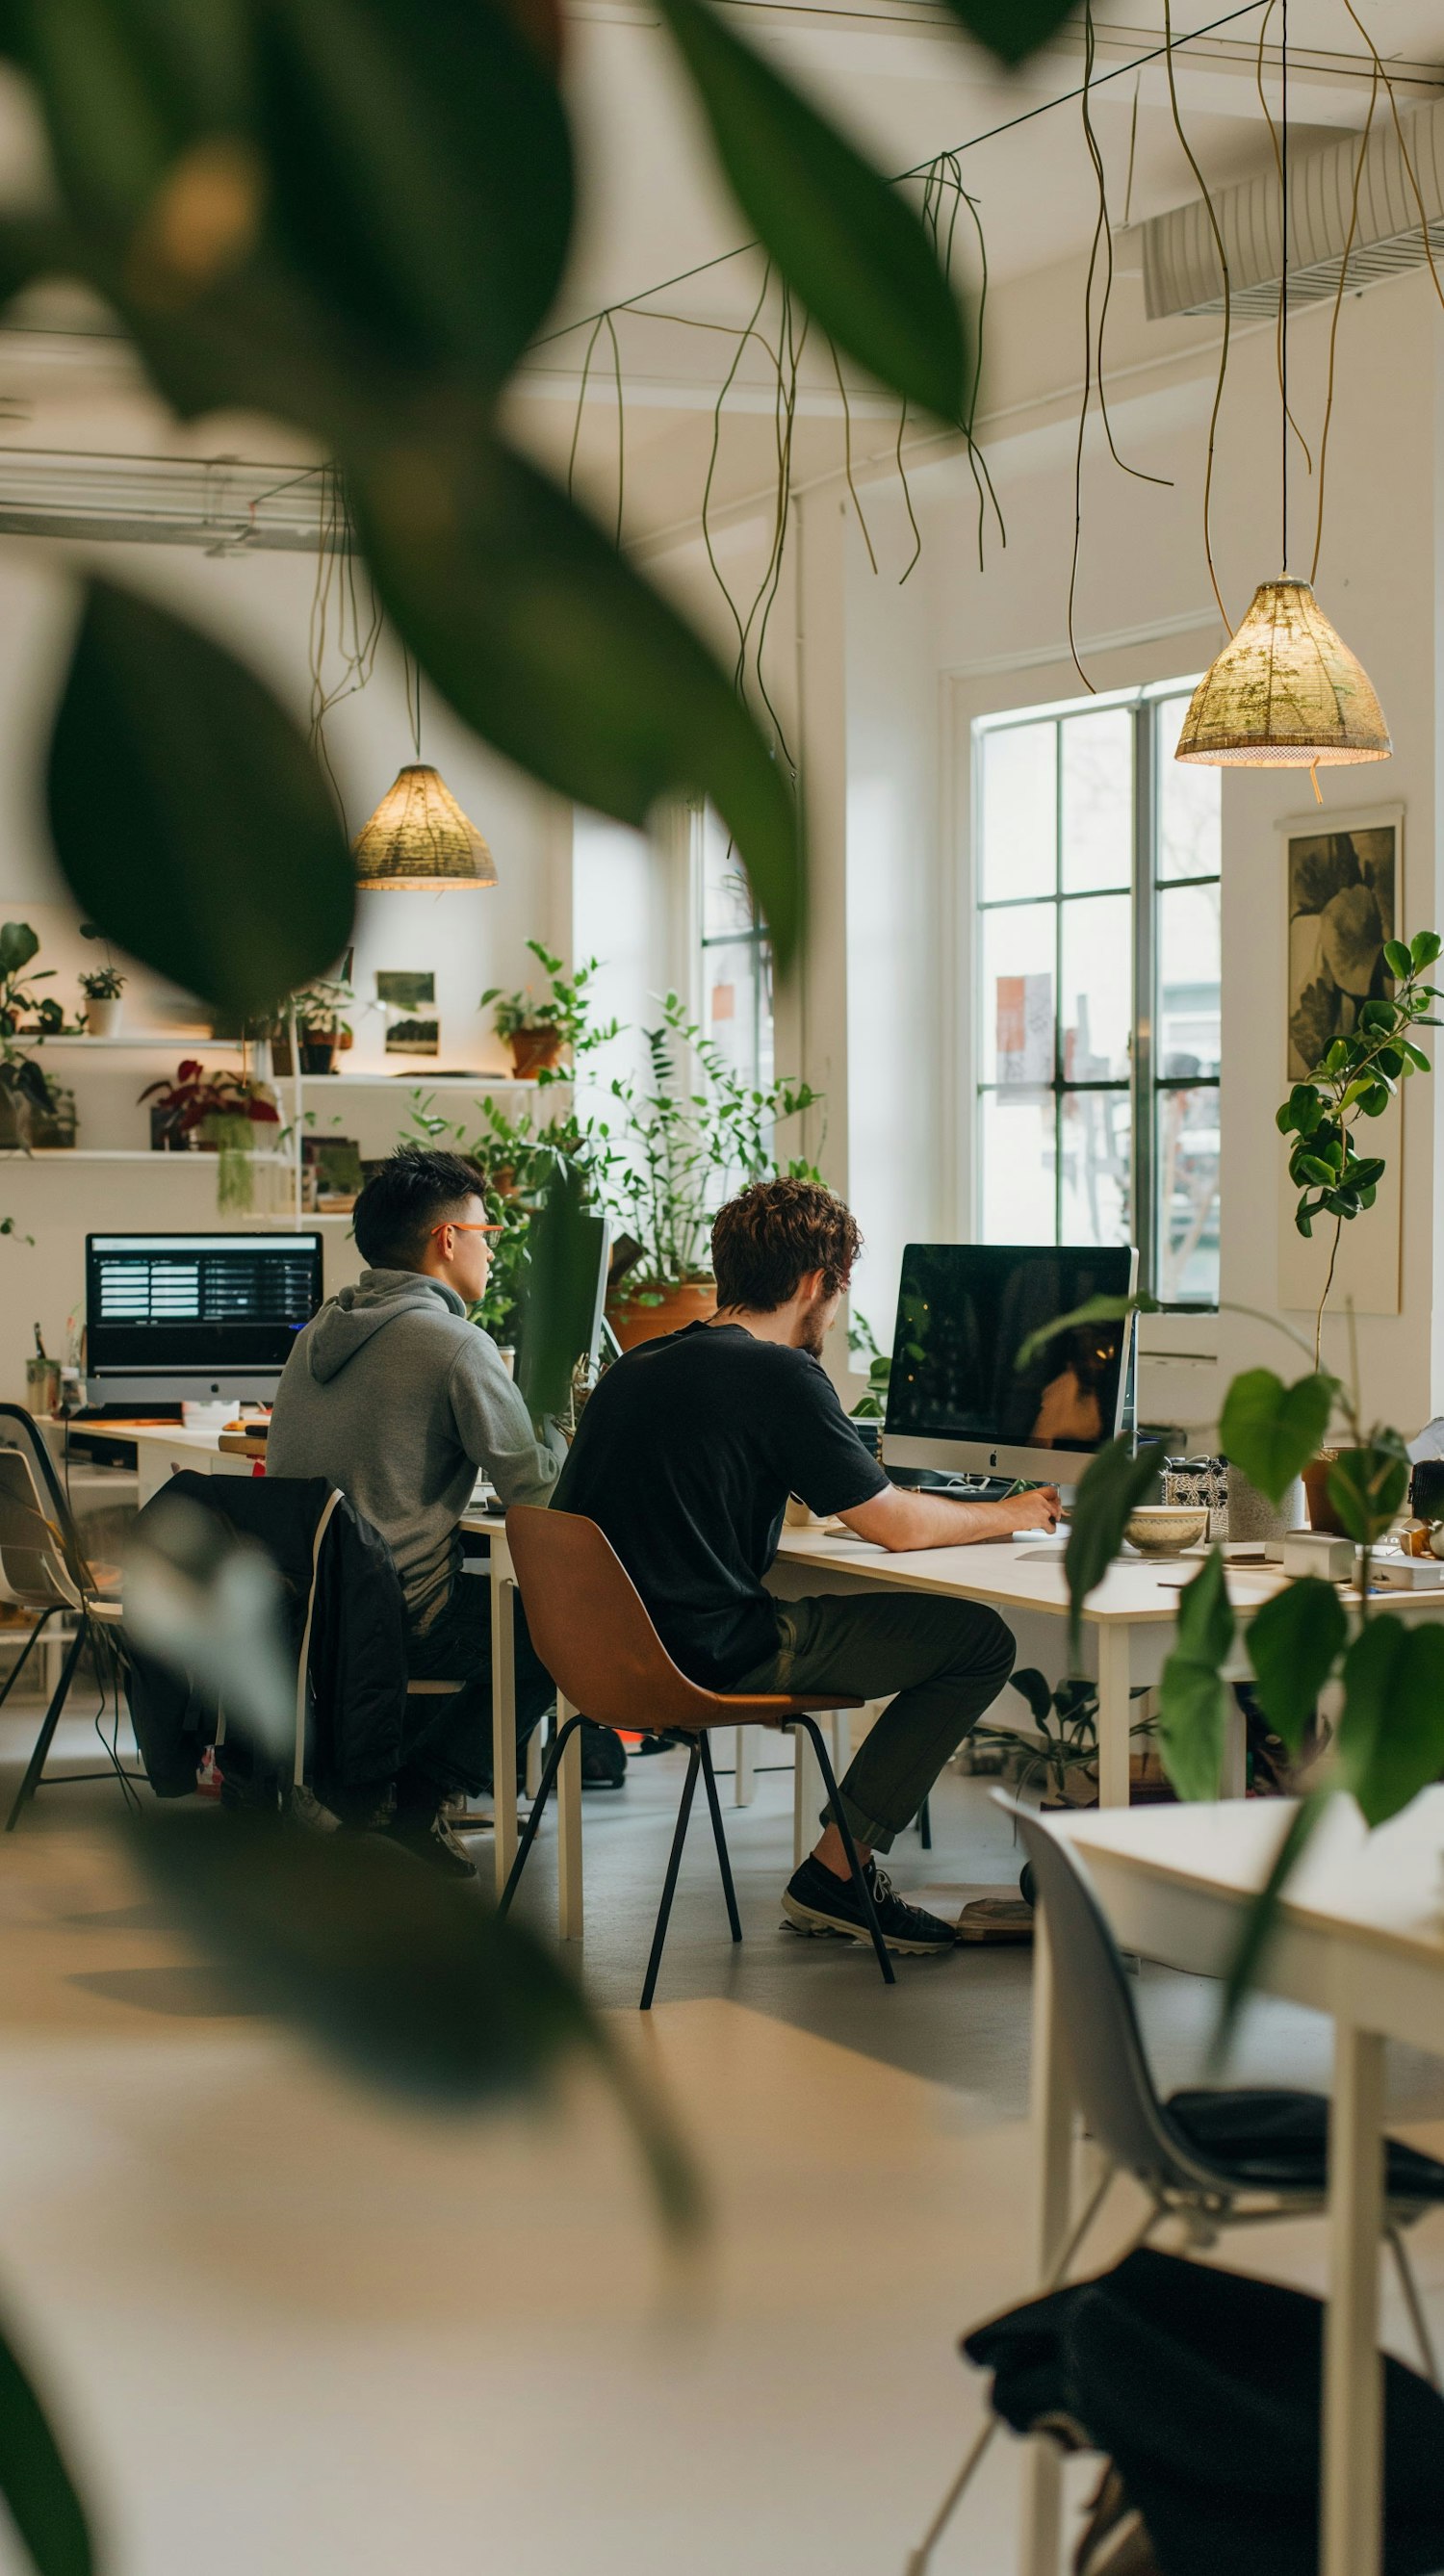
[0,1713,1439,2574]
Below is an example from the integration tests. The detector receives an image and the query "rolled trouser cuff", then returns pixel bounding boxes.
[819,1787,897,1854]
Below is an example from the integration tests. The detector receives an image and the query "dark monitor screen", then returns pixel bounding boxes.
[87,1232,322,1377]
[885,1243,1135,1460]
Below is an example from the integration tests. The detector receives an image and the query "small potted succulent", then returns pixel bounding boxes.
[78,962,126,1036]
[480,942,614,1081]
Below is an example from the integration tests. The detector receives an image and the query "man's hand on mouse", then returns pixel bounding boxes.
[1012,1485,1062,1533]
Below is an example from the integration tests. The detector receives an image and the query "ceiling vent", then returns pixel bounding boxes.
[1131,89,1444,320]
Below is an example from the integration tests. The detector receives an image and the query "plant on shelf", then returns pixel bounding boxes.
[604,992,823,1343]
[78,960,126,1035]
[480,941,619,1081]
[140,1062,280,1208]
[0,920,66,1040]
[290,978,354,1074]
[0,925,76,1148]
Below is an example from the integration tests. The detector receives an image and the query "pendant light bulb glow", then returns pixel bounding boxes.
[1173,578,1392,769]
[351,763,498,890]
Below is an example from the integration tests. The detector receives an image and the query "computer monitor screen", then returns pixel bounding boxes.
[86,1231,323,1402]
[515,1211,610,1415]
[883,1243,1137,1484]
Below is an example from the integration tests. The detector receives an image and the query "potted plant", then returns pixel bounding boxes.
[78,962,126,1036]
[974,1668,1159,1810]
[481,942,617,1081]
[0,921,65,1042]
[604,994,823,1349]
[1276,925,1441,1527]
[139,1062,279,1204]
[0,1050,75,1149]
[291,978,353,1074]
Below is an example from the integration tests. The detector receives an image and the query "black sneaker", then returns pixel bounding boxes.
[384,1805,478,1880]
[580,1719,628,1790]
[781,1856,957,1954]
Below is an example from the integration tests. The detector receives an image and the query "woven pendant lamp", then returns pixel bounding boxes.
[1174,1,1389,778]
[1174,578,1391,768]
[351,762,498,890]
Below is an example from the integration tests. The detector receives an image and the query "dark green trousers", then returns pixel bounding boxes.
[733,1588,1016,1852]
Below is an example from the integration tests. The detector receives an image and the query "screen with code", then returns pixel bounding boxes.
[87,1233,322,1373]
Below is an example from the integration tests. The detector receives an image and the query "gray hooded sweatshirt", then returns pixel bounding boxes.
[268,1269,559,1626]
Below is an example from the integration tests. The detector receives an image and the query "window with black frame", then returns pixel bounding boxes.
[973,682,1221,1306]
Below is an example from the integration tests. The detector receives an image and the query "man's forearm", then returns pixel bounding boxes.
[871,1489,1029,1550]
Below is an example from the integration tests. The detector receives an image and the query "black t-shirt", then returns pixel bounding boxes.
[554,1322,889,1688]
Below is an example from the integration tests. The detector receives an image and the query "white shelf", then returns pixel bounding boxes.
[289,1071,569,1091]
[0,1148,294,1165]
[26,1034,241,1050]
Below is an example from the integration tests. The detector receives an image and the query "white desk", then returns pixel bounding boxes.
[1027,1794,1444,2576]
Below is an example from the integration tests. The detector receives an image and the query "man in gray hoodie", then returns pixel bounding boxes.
[269,1147,560,1873]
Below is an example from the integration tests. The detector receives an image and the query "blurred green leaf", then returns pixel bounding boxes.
[1013,1291,1156,1375]
[1156,1546,1234,1801]
[1245,1576,1345,1753]
[0,2312,93,2576]
[1062,1436,1166,1664]
[1211,1787,1332,2065]
[0,920,39,973]
[656,0,966,420]
[47,578,354,1014]
[1219,1368,1334,1508]
[256,0,573,390]
[27,0,250,226]
[352,433,804,968]
[1327,1432,1409,1548]
[936,0,1079,63]
[132,1808,703,2237]
[1337,1615,1444,1828]
[517,1156,603,1418]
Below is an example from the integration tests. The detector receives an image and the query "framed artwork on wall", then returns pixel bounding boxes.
[1277,804,1405,1320]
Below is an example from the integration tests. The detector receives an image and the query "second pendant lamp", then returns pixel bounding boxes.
[1174,2,1390,775]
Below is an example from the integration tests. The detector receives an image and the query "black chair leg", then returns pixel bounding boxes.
[917,1794,932,1849]
[698,1732,742,1944]
[498,1713,585,1916]
[7,1626,87,1832]
[640,1742,702,2012]
[796,1716,895,1988]
[0,1606,57,1724]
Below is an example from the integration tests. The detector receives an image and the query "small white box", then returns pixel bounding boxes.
[1370,1555,1444,1590]
[1280,1532,1354,1582]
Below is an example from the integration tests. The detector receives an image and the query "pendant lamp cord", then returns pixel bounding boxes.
[403,643,424,760]
[1280,0,1289,573]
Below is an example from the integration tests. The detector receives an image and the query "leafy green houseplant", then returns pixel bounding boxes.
[481,941,618,1081]
[291,978,354,1073]
[975,1668,1158,1809]
[0,926,75,1146]
[79,960,126,1033]
[604,992,822,1340]
[140,1060,281,1208]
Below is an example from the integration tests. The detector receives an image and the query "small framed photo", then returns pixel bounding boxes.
[385,1017,440,1056]
[376,969,436,1013]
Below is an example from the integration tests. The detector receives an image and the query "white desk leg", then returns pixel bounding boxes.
[830,1709,852,1777]
[735,1727,756,1807]
[1019,1913,1073,2576]
[556,1692,583,1942]
[490,1563,518,1905]
[1323,2022,1385,2576]
[1095,1624,1132,1808]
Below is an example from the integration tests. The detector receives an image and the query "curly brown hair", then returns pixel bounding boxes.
[711,1177,863,1312]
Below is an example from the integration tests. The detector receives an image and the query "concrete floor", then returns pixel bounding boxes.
[0,1706,1439,2575]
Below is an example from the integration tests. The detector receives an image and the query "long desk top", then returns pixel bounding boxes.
[769,1522,1286,1627]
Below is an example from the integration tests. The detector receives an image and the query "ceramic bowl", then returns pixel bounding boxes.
[1124,1505,1209,1556]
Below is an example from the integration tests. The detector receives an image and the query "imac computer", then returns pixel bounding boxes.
[86,1231,323,1405]
[883,1242,1138,1491]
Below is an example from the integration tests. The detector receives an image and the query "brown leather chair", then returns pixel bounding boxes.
[501,1506,889,2006]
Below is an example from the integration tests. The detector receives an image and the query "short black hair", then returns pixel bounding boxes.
[352,1147,486,1272]
[711,1177,862,1310]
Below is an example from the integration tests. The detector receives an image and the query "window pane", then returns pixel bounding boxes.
[1061,708,1132,892]
[1157,883,1221,1079]
[1157,1083,1220,1303]
[1059,1090,1131,1247]
[980,722,1056,902]
[1155,694,1221,882]
[981,902,1055,1085]
[1062,891,1131,1080]
[702,937,772,1088]
[980,1090,1055,1242]
[701,814,757,940]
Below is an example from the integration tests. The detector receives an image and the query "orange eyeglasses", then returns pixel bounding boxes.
[429,1221,503,1237]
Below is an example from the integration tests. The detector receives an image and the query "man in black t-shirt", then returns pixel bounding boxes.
[554,1177,1059,1954]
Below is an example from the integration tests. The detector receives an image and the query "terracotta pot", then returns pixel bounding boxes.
[1302,1452,1357,1535]
[606,1277,716,1350]
[507,1025,564,1080]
